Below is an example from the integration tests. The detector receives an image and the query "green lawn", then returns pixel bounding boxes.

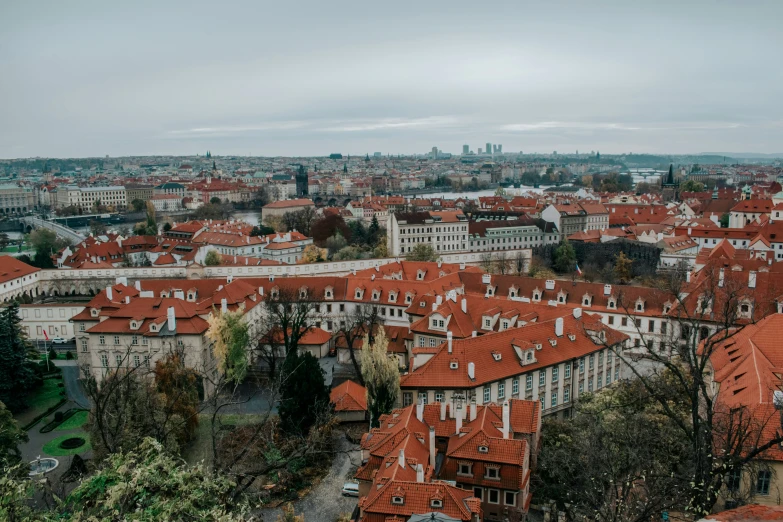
[42,434,91,457]
[26,378,64,414]
[55,410,89,431]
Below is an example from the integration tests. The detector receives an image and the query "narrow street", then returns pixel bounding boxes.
[258,431,360,522]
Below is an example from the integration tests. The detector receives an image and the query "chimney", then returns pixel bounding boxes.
[125,296,130,304]
[259,286,264,296]
[221,298,228,313]
[167,306,176,332]
[461,298,467,314]
[718,268,725,287]
[437,260,442,268]
[502,400,510,439]
[440,400,446,421]
[106,286,113,301]
[429,426,436,469]
[573,307,582,319]
[555,317,564,337]
[398,449,405,469]
[468,361,475,380]
[436,295,442,306]
[432,302,438,312]
[470,397,477,421]
[447,331,453,353]
[371,274,375,281]
[749,271,757,288]
[472,330,477,338]
[135,280,141,291]
[416,398,424,422]
[686,271,691,283]
[227,275,233,283]
[416,463,424,483]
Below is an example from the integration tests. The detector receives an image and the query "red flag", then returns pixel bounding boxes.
[43,329,49,340]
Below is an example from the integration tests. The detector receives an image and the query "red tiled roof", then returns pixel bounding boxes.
[330,380,367,412]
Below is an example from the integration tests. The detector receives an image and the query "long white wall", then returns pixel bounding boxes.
[38,249,532,283]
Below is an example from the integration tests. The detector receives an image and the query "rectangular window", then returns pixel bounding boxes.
[488,489,500,504]
[144,355,150,368]
[498,382,505,399]
[132,336,138,345]
[661,322,667,334]
[615,367,620,380]
[435,392,444,402]
[115,354,123,367]
[485,467,499,479]
[579,382,584,394]
[100,354,108,367]
[564,364,571,379]
[114,335,120,345]
[597,374,603,388]
[473,487,483,500]
[484,386,491,403]
[81,340,87,352]
[512,378,519,395]
[539,371,545,387]
[648,320,655,332]
[757,470,771,496]
[552,367,559,382]
[79,324,85,332]
[403,392,413,406]
[459,463,472,475]
[99,335,105,345]
[526,375,533,390]
[589,355,594,370]
[588,380,594,392]
[621,317,628,326]
[564,388,570,402]
[133,355,140,367]
[418,392,428,405]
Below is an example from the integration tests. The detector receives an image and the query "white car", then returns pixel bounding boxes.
[51,337,69,344]
[341,482,360,497]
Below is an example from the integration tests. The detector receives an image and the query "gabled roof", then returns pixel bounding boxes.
[330,380,367,412]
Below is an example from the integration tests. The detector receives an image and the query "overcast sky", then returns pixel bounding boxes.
[2,0,782,158]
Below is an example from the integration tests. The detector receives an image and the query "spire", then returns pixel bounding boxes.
[666,164,674,185]
[212,161,217,171]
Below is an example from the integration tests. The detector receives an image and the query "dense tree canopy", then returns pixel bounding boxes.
[0,303,39,412]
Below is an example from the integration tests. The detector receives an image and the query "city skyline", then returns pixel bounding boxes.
[2,1,783,158]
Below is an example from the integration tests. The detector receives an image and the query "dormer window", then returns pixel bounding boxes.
[355,289,363,299]
[478,445,489,453]
[483,317,491,329]
[150,324,157,332]
[431,499,443,508]
[299,287,308,299]
[371,291,380,301]
[392,496,404,505]
[492,352,502,361]
[636,300,645,312]
[405,294,413,304]
[608,299,616,310]
[420,301,426,307]
[487,287,494,296]
[450,360,459,369]
[91,308,99,317]
[389,292,397,303]
[501,320,509,331]
[417,270,425,280]
[533,292,540,301]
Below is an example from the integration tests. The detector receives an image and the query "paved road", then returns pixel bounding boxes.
[59,365,89,408]
[258,432,360,522]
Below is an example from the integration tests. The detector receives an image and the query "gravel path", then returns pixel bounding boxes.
[258,432,360,522]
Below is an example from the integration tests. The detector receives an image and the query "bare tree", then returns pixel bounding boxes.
[512,250,528,276]
[494,251,511,275]
[335,304,380,386]
[256,286,320,378]
[599,263,783,516]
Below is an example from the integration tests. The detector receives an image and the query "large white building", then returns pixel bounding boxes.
[55,185,127,211]
[19,304,84,342]
[387,210,469,257]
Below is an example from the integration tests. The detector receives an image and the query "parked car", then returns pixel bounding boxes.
[51,337,69,344]
[341,482,360,497]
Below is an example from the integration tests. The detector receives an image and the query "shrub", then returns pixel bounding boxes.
[65,351,74,360]
[54,411,64,422]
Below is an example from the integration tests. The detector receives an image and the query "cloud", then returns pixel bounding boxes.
[320,116,460,133]
[500,121,746,132]
[165,121,312,137]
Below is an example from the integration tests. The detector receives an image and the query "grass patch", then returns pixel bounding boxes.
[28,378,64,410]
[42,434,91,457]
[55,410,88,431]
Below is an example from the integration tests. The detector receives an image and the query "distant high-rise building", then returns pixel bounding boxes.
[486,142,492,156]
[497,144,502,154]
[463,144,469,155]
[431,146,438,158]
[478,148,483,155]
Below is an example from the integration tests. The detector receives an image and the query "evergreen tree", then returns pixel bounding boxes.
[0,303,39,412]
[368,215,380,245]
[552,241,577,274]
[278,351,330,436]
